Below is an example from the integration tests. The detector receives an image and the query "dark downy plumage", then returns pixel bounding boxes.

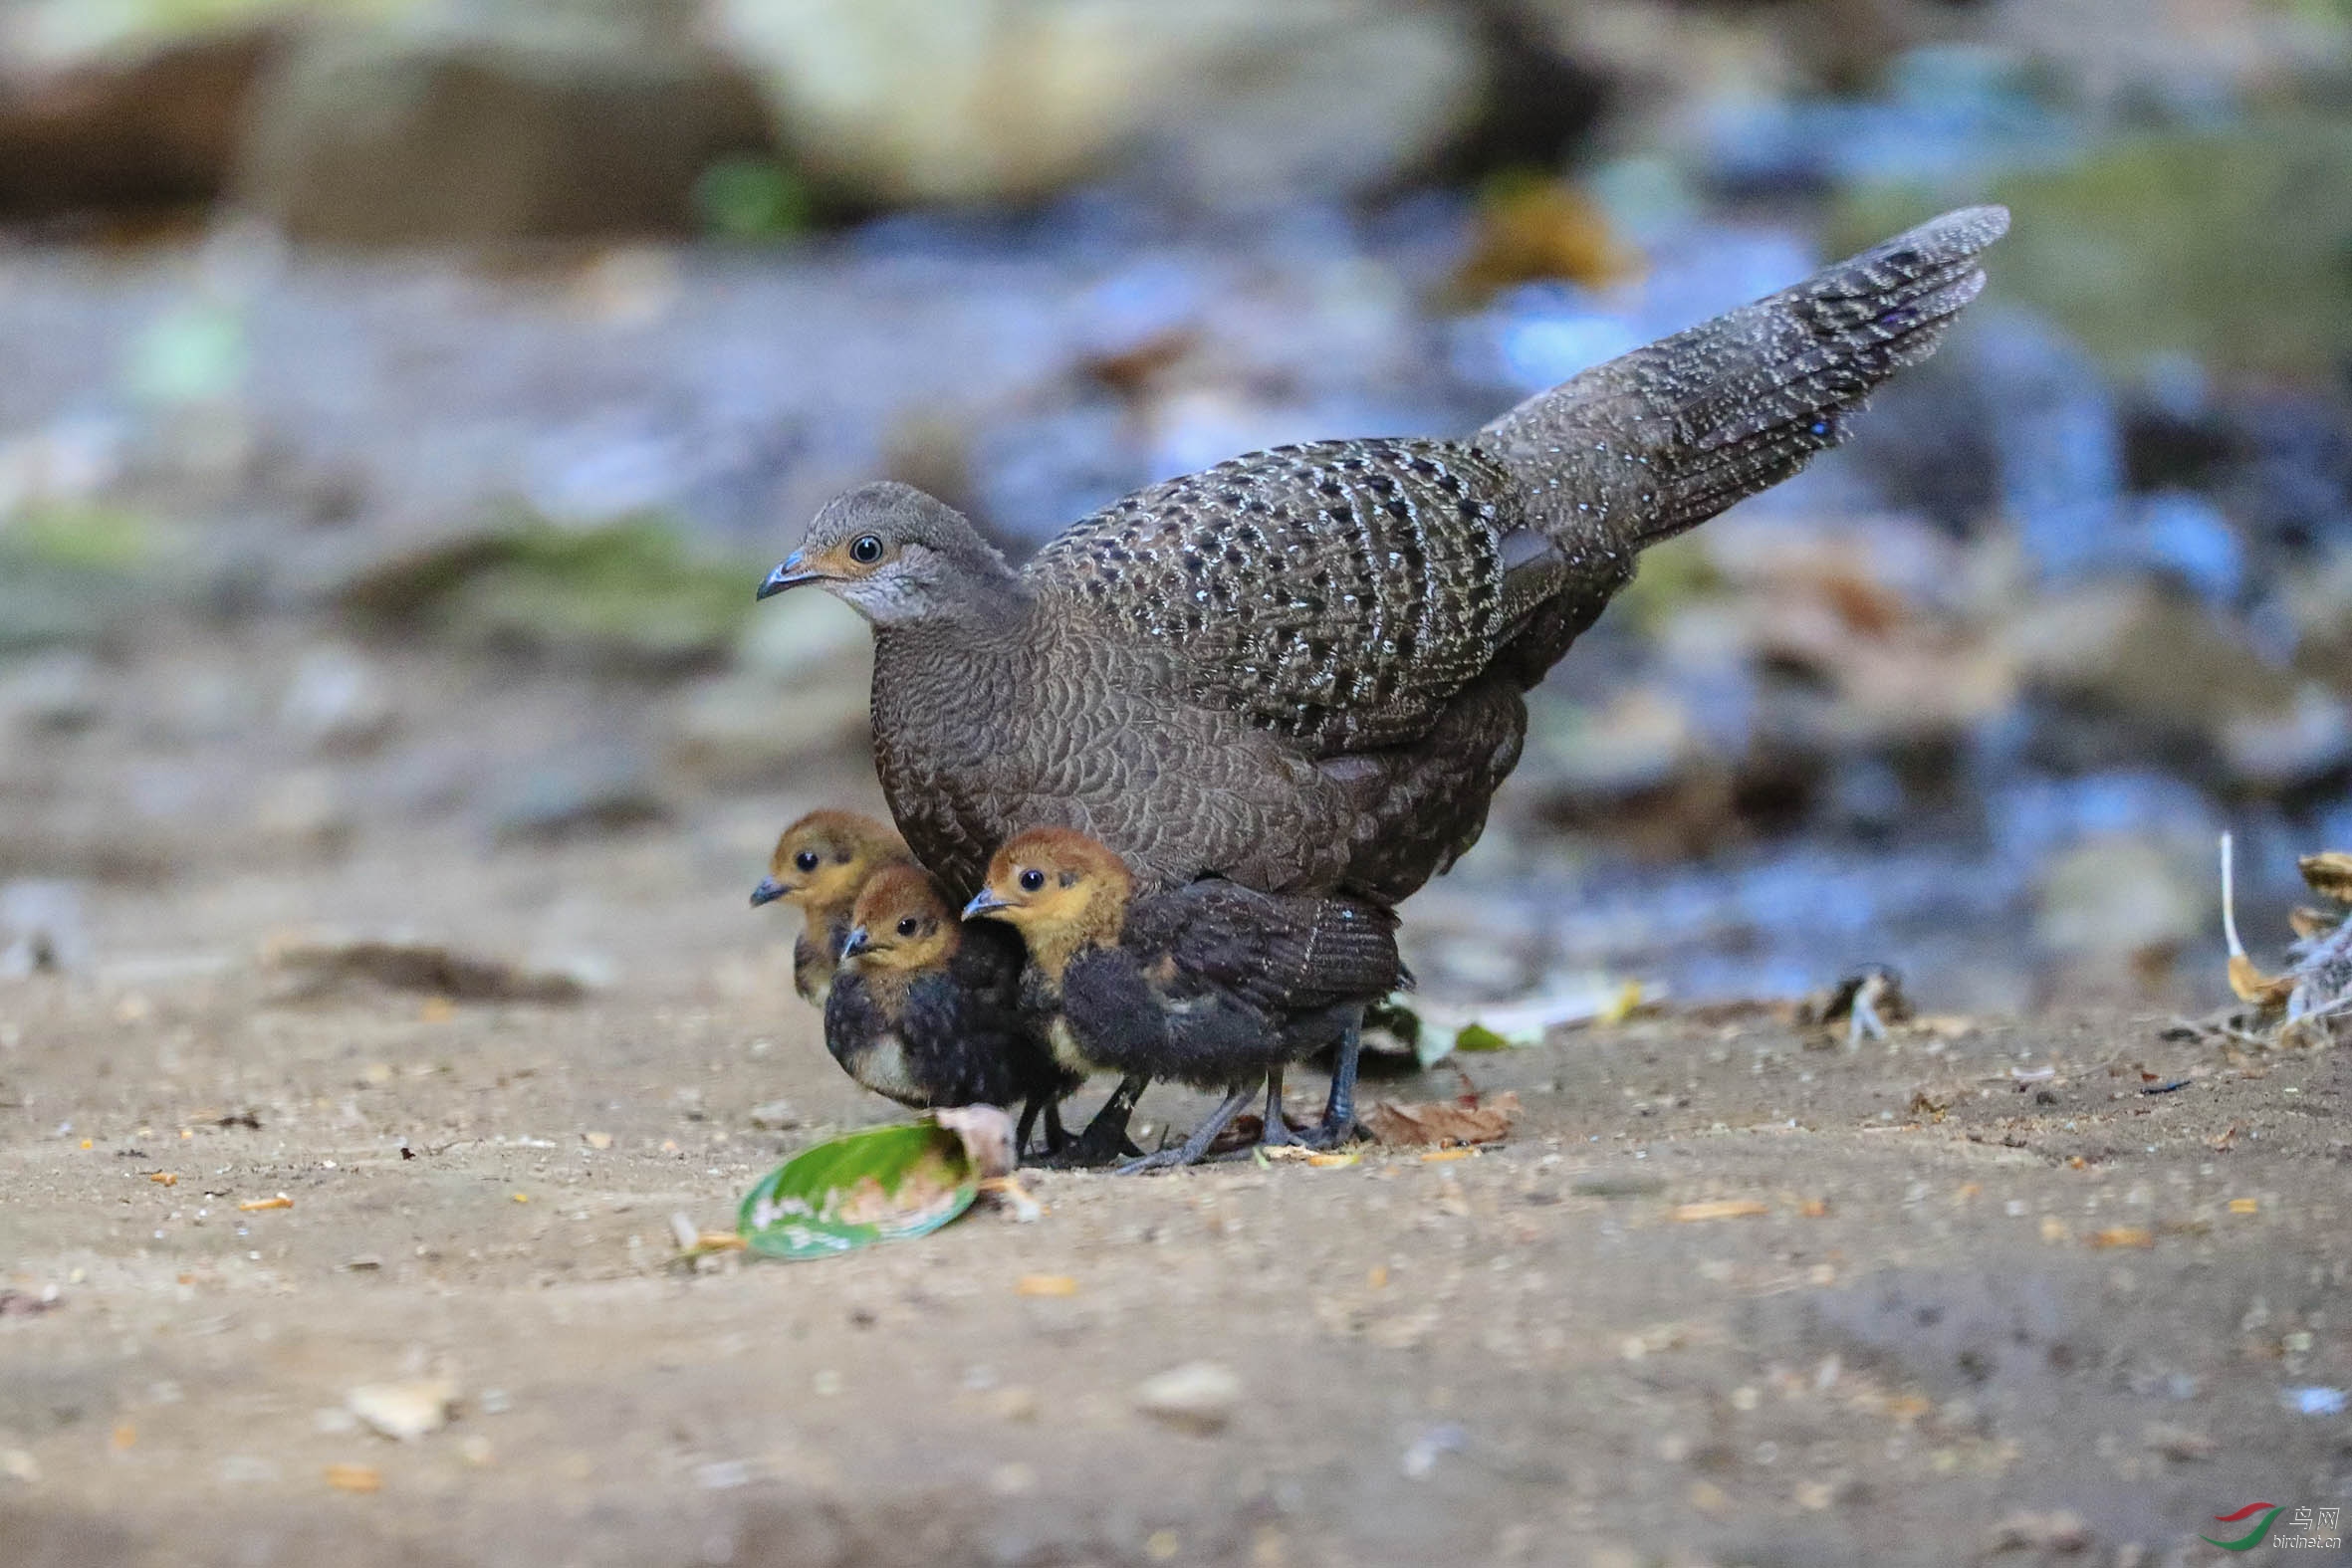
[750,809,913,1008]
[965,828,1406,1173]
[826,863,1077,1154]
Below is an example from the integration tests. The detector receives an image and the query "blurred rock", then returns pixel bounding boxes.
[336,514,750,675]
[252,769,355,860]
[0,651,105,735]
[668,587,873,782]
[279,645,396,756]
[0,507,157,653]
[665,671,869,787]
[2035,834,2206,963]
[711,0,1487,210]
[1707,44,2074,193]
[1521,687,1702,804]
[0,880,92,978]
[2006,579,2298,753]
[238,12,772,245]
[489,745,668,843]
[0,21,279,219]
[2284,550,2352,696]
[1842,117,2352,375]
[2219,684,2352,792]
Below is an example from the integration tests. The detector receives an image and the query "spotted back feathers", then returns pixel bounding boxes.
[1032,438,1543,753]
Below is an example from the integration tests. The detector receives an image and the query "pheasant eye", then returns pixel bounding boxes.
[849,534,884,564]
[896,917,918,937]
[1018,868,1046,892]
[793,849,820,872]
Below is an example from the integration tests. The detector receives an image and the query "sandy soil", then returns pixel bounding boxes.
[2,823,2347,1568]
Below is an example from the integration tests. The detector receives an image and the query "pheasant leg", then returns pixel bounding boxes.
[1258,1067,1301,1147]
[1301,1010,1365,1150]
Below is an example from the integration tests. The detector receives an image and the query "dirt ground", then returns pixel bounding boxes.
[3,812,2349,1568]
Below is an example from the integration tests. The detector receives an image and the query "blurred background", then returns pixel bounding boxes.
[2,0,2349,1019]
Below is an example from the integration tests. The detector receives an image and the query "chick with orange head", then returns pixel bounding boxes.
[965,827,1405,1173]
[751,809,913,1008]
[828,863,1077,1154]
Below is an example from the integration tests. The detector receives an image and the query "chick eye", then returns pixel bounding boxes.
[896,917,918,937]
[849,534,884,564]
[793,849,820,873]
[1018,868,1046,892]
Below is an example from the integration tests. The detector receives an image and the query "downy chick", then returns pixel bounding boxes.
[965,828,1405,1173]
[751,809,912,1008]
[829,863,1077,1155]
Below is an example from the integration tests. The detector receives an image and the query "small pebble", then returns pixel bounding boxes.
[1133,1362,1241,1435]
[348,1378,457,1442]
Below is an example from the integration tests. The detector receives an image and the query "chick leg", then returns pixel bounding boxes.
[1014,1094,1071,1161]
[1259,1067,1301,1147]
[1054,1075,1150,1167]
[1117,1081,1260,1175]
[1301,1008,1366,1150]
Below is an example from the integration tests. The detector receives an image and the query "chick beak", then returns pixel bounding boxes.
[755,551,824,600]
[962,888,1012,921]
[839,926,871,959]
[749,877,788,908]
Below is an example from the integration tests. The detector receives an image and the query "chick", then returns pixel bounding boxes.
[829,863,1078,1156]
[751,809,912,1008]
[965,828,1406,1174]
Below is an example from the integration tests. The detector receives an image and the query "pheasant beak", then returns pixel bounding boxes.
[749,876,787,908]
[962,888,1012,921]
[840,926,871,959]
[755,551,826,599]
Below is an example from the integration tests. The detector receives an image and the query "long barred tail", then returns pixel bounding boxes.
[1478,204,2009,555]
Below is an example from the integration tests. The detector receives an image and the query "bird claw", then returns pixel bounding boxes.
[1112,1147,1193,1176]
[1293,1114,1363,1152]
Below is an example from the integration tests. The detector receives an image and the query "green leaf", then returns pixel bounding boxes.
[695,156,812,242]
[737,1119,978,1260]
[1451,1023,1515,1053]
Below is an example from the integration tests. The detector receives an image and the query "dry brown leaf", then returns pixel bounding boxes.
[2288,905,2343,941]
[1453,176,1637,301]
[1672,1199,1768,1223]
[977,1175,1042,1223]
[1363,1091,1521,1148]
[2208,1122,2241,1152]
[2228,952,2294,1008]
[324,1462,382,1493]
[2298,850,2352,904]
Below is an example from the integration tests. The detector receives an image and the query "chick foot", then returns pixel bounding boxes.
[1043,1075,1149,1168]
[1117,1082,1261,1175]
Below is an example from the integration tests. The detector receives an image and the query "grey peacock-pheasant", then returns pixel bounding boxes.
[757,205,2008,1141]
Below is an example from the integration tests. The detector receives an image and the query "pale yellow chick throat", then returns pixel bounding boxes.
[1013,881,1128,984]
